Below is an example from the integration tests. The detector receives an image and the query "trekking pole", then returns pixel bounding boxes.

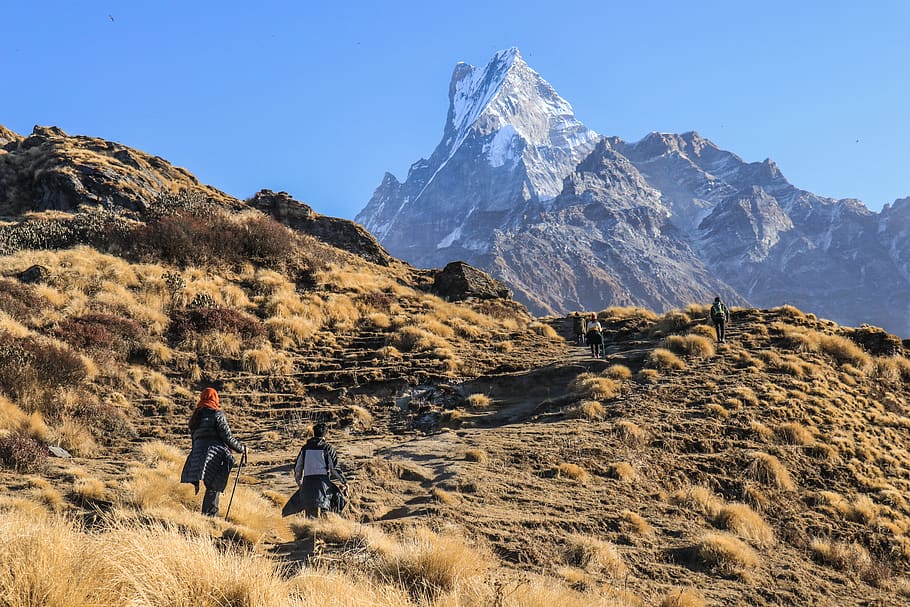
[224,448,246,520]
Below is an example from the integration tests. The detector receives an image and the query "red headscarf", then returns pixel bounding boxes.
[197,387,220,411]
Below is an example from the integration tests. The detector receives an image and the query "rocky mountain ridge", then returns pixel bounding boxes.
[356,49,910,336]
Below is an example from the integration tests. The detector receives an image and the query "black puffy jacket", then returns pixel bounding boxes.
[180,408,244,492]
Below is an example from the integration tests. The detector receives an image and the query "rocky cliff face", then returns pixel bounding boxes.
[357,50,910,335]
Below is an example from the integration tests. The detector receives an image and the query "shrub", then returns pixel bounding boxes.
[647,348,686,370]
[169,307,264,341]
[665,334,715,358]
[775,422,814,445]
[569,373,620,400]
[614,420,648,447]
[0,431,46,473]
[529,322,558,338]
[650,311,691,337]
[604,364,632,380]
[54,313,145,359]
[714,503,775,547]
[466,393,492,409]
[563,534,627,577]
[660,588,706,607]
[695,532,759,577]
[0,333,87,401]
[606,462,636,481]
[0,278,48,321]
[555,463,589,483]
[567,400,606,420]
[746,452,795,491]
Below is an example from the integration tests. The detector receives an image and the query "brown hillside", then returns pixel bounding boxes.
[0,129,908,605]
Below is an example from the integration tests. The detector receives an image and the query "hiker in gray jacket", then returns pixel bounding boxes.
[180,387,246,516]
[293,422,347,518]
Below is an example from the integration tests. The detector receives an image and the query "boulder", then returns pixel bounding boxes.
[432,261,512,302]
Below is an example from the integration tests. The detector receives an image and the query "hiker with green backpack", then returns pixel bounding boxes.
[709,296,730,344]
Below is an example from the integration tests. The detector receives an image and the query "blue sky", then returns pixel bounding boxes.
[4,1,908,219]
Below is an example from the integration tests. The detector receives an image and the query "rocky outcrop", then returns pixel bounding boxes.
[432,261,512,301]
[248,189,393,266]
[0,125,238,216]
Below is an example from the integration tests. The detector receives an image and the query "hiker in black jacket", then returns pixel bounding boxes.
[709,296,730,344]
[291,423,347,518]
[180,387,246,516]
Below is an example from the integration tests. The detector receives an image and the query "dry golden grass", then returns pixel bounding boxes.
[607,462,637,482]
[809,537,888,585]
[665,334,715,358]
[348,404,374,431]
[614,511,651,541]
[570,373,621,400]
[748,420,773,440]
[72,476,108,501]
[695,532,759,577]
[690,324,717,340]
[671,485,724,518]
[600,306,658,322]
[567,400,607,421]
[660,587,706,607]
[635,368,660,383]
[376,526,492,598]
[775,421,814,445]
[706,403,730,418]
[647,348,686,370]
[53,418,98,457]
[555,463,590,483]
[650,311,692,337]
[564,533,628,577]
[529,321,559,338]
[464,449,489,464]
[431,487,459,505]
[614,419,648,447]
[467,393,492,409]
[714,503,775,547]
[604,364,632,380]
[746,452,796,491]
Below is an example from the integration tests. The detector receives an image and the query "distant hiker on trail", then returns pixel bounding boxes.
[283,422,348,518]
[571,313,587,345]
[180,387,247,517]
[586,314,604,359]
[709,296,730,344]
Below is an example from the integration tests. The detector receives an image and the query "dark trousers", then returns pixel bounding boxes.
[714,320,726,342]
[202,488,221,516]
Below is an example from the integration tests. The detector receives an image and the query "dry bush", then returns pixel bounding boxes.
[810,538,889,586]
[690,324,717,339]
[729,387,759,407]
[570,373,620,400]
[604,364,632,380]
[73,476,108,502]
[529,322,559,338]
[375,526,491,598]
[0,431,46,473]
[670,485,724,518]
[775,422,814,445]
[266,316,319,347]
[467,393,492,409]
[746,452,796,491]
[647,348,686,370]
[567,400,606,421]
[600,306,658,322]
[614,420,648,447]
[748,420,773,440]
[393,326,448,353]
[685,303,711,316]
[564,534,628,577]
[665,334,715,358]
[555,463,590,483]
[706,403,730,418]
[695,532,759,577]
[347,405,374,432]
[635,368,659,383]
[464,449,489,464]
[773,304,805,319]
[660,587,706,607]
[714,503,775,547]
[620,510,653,536]
[606,462,636,481]
[53,418,98,457]
[431,487,459,505]
[650,311,692,337]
